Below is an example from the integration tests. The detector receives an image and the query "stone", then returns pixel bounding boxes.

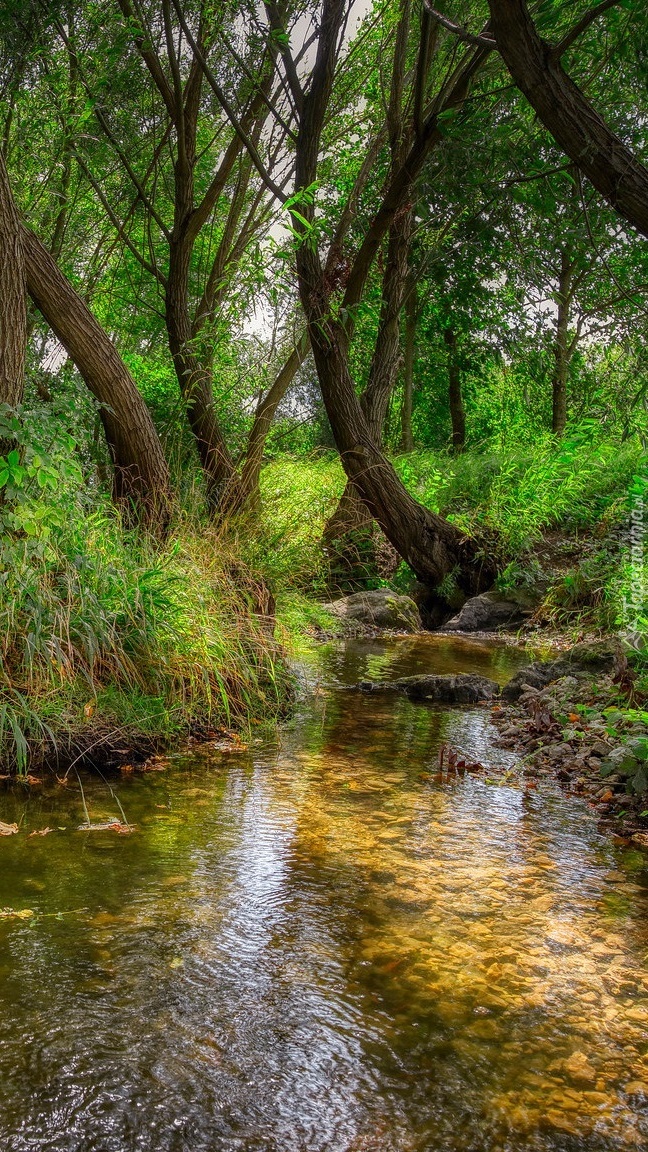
[322,589,421,632]
[358,672,501,704]
[443,588,539,632]
[624,1081,648,1097]
[562,1051,598,1087]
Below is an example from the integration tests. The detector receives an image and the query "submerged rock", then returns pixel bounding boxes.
[323,589,421,632]
[359,673,501,704]
[444,589,539,633]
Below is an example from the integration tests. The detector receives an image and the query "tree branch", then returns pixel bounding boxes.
[552,0,621,59]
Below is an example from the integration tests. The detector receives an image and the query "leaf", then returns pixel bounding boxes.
[28,827,53,838]
[0,821,19,836]
[0,907,34,919]
[83,701,95,718]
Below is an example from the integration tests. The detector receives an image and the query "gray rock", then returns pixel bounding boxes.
[444,589,538,633]
[359,673,501,704]
[501,663,556,701]
[323,589,421,632]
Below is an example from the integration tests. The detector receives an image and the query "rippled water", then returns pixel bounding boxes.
[0,634,647,1151]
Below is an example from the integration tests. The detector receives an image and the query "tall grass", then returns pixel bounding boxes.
[0,508,289,773]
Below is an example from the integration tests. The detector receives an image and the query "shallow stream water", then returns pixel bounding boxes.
[0,635,647,1151]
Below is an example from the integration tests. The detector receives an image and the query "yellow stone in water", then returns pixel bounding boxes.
[624,1081,648,1096]
[562,1051,598,1086]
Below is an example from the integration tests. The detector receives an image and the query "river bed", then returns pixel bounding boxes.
[0,635,647,1151]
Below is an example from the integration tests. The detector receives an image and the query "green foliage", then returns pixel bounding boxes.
[0,485,289,773]
[394,427,641,552]
[243,453,345,592]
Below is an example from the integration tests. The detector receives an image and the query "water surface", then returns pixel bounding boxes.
[0,635,647,1151]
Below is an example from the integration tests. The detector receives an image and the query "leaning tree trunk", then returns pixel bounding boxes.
[551,248,573,436]
[487,0,648,240]
[323,208,413,584]
[399,278,417,452]
[444,327,465,452]
[0,152,26,417]
[314,331,488,590]
[291,0,493,592]
[22,226,172,529]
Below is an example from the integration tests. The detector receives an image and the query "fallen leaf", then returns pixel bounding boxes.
[28,827,53,838]
[83,701,96,718]
[77,821,136,834]
[0,907,34,919]
[0,821,19,836]
[26,775,42,786]
[119,763,135,774]
[169,957,184,969]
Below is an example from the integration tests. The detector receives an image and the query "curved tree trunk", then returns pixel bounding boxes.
[400,278,417,452]
[22,226,172,529]
[323,207,413,583]
[289,2,493,591]
[307,314,488,590]
[0,152,25,413]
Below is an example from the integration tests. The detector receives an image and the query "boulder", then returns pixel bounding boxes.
[322,589,421,632]
[443,589,538,633]
[359,673,501,704]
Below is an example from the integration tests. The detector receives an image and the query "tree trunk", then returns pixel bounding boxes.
[444,328,465,452]
[22,226,172,528]
[166,236,235,507]
[323,207,413,582]
[400,278,416,452]
[551,248,573,435]
[303,276,490,591]
[487,0,648,240]
[0,152,25,413]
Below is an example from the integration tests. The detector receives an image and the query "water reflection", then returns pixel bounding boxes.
[0,636,646,1150]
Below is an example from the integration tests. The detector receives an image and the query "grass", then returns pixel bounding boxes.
[246,427,645,638]
[0,507,291,774]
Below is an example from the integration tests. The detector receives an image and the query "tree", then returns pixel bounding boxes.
[487,0,648,239]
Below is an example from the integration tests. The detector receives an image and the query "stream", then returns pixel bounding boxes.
[0,634,647,1151]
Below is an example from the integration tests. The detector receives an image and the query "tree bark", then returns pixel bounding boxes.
[487,0,648,240]
[0,152,25,413]
[551,248,573,435]
[22,226,172,527]
[323,206,414,577]
[444,327,465,452]
[400,278,417,452]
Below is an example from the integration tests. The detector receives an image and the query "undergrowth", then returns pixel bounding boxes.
[0,508,289,774]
